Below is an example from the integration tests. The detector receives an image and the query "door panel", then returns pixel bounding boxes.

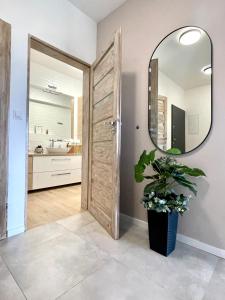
[94,70,114,104]
[0,19,11,240]
[92,94,113,123]
[89,30,121,239]
[92,141,113,164]
[93,118,113,142]
[171,105,185,153]
[93,48,114,85]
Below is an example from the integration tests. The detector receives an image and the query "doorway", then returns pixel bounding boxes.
[171,104,185,153]
[26,37,90,230]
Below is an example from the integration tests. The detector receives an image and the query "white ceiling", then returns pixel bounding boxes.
[30,49,83,80]
[68,0,127,22]
[153,27,211,90]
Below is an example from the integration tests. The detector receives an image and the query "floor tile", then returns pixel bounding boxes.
[56,211,95,232]
[203,258,225,300]
[0,222,68,257]
[0,256,25,300]
[58,258,180,300]
[0,213,222,300]
[2,231,108,300]
[76,220,149,257]
[113,237,218,300]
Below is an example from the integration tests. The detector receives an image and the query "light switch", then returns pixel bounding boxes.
[13,110,23,121]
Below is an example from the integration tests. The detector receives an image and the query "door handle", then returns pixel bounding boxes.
[104,119,120,133]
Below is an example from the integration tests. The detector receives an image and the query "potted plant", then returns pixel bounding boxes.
[134,148,205,256]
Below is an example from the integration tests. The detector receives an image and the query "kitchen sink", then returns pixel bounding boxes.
[46,147,71,154]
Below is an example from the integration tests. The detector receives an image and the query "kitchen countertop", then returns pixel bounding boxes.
[29,152,81,157]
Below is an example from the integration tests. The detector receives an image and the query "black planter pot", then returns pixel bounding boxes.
[147,210,178,257]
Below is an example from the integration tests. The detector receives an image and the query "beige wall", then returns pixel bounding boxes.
[97,0,225,250]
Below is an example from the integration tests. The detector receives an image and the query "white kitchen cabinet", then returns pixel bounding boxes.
[33,156,81,173]
[32,169,81,190]
[28,155,81,190]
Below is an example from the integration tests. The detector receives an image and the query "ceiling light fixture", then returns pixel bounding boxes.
[201,65,212,75]
[179,29,201,45]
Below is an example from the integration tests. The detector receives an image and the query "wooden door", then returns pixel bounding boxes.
[0,19,11,239]
[88,29,121,239]
[149,59,158,145]
[157,96,167,150]
[171,105,185,153]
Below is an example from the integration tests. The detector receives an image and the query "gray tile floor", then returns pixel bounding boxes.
[0,211,224,300]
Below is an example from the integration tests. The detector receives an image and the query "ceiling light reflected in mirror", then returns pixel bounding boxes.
[179,29,201,45]
[201,65,212,75]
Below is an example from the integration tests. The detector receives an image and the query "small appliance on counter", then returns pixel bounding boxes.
[34,145,44,154]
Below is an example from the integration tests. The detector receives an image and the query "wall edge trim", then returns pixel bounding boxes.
[120,213,225,259]
[7,226,25,238]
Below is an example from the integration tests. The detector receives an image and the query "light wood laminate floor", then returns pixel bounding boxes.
[27,184,82,229]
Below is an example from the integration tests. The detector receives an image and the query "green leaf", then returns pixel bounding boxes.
[143,174,160,180]
[139,150,147,165]
[152,160,161,174]
[138,149,156,166]
[173,175,196,186]
[134,149,157,182]
[148,149,157,162]
[144,180,168,194]
[134,164,145,182]
[174,177,197,195]
[166,148,182,155]
[180,167,206,177]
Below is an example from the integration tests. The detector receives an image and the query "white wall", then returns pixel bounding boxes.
[30,86,72,109]
[0,0,97,237]
[29,89,72,152]
[158,71,185,149]
[185,85,211,151]
[30,62,83,98]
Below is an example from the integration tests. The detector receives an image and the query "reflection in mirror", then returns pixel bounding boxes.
[149,27,212,154]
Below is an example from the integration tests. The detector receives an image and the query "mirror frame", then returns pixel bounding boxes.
[148,26,213,155]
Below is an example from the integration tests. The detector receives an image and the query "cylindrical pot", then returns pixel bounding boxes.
[147,210,178,256]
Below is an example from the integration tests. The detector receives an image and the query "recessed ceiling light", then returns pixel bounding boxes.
[179,29,201,45]
[201,65,212,75]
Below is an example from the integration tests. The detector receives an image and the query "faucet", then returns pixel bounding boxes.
[49,139,55,148]
[49,139,64,148]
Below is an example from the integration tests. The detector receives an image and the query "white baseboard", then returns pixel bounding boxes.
[121,213,148,229]
[177,234,225,259]
[7,225,25,238]
[120,213,225,259]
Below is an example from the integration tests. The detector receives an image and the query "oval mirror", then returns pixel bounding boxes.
[148,26,212,154]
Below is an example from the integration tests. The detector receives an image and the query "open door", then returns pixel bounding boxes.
[88,29,121,239]
[149,59,158,145]
[0,19,11,239]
